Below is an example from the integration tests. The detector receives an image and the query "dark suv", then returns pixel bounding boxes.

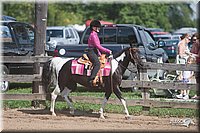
[0,21,35,92]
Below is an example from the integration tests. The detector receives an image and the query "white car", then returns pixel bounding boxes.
[46,26,80,55]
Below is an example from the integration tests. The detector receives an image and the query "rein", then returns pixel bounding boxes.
[113,58,136,73]
[112,48,140,73]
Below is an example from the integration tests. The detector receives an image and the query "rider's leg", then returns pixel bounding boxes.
[87,49,100,86]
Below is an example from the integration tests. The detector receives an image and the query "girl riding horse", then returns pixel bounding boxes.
[42,47,143,119]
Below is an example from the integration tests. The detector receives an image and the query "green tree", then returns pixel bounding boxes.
[2,2,196,32]
[3,2,35,24]
[168,3,196,30]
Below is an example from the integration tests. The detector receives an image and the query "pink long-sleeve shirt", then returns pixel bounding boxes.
[88,31,111,56]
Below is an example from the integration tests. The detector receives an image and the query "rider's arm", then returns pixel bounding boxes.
[92,34,112,55]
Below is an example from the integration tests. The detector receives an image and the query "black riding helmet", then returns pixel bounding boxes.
[90,20,101,30]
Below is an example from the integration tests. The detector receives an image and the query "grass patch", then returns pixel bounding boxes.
[2,84,199,118]
[3,100,31,109]
[149,108,198,118]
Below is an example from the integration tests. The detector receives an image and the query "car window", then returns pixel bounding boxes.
[68,29,75,38]
[12,23,34,45]
[47,30,63,38]
[138,29,147,45]
[103,27,117,44]
[25,25,34,43]
[82,26,137,45]
[0,25,13,42]
[117,27,136,44]
[144,30,155,44]
[65,29,70,38]
[82,28,91,44]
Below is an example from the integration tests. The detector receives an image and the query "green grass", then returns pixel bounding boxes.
[2,83,199,118]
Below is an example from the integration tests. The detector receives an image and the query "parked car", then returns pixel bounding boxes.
[153,34,172,42]
[146,27,164,33]
[46,26,80,56]
[161,39,180,58]
[1,15,16,21]
[173,27,197,36]
[146,28,170,36]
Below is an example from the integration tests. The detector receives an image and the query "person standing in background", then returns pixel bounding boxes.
[190,33,200,99]
[177,33,191,64]
[176,56,196,100]
[176,33,192,80]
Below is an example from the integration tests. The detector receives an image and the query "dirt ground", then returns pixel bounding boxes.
[2,108,199,132]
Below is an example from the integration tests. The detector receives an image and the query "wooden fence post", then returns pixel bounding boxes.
[139,58,151,112]
[140,58,150,99]
[32,1,48,108]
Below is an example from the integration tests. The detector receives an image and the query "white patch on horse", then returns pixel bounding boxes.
[51,57,74,76]
[111,52,126,74]
[50,57,74,85]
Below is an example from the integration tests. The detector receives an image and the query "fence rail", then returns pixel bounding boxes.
[1,56,199,110]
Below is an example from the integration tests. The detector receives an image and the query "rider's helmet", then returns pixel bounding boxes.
[90,20,101,30]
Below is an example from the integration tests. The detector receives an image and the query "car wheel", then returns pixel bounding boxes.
[1,65,9,92]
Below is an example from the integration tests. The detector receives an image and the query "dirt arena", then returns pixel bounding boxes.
[2,108,199,132]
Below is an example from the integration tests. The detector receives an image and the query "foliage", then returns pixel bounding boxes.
[2,2,35,23]
[2,2,196,32]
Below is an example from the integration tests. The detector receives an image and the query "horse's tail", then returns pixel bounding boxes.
[42,58,54,93]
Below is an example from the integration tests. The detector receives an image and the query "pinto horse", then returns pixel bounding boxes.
[42,47,143,119]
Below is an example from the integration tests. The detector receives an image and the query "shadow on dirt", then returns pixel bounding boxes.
[18,108,100,118]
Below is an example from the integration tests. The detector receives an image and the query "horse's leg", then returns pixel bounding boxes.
[99,91,112,119]
[113,86,131,119]
[50,85,60,116]
[60,87,75,116]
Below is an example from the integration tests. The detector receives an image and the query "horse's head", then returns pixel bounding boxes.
[128,47,144,68]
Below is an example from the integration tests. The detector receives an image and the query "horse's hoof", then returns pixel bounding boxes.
[99,114,106,119]
[125,115,131,120]
[100,115,105,119]
[69,109,75,116]
[52,113,56,116]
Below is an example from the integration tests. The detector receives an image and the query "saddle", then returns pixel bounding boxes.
[77,54,108,87]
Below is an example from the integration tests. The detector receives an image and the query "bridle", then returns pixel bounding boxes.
[113,48,142,73]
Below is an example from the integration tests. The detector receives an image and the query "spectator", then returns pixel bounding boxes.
[177,33,191,63]
[190,33,200,99]
[176,56,196,100]
[176,33,191,79]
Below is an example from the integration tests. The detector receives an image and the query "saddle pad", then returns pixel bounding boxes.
[71,60,111,76]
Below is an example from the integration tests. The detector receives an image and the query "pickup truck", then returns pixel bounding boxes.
[54,24,169,80]
[0,20,36,92]
[46,26,80,56]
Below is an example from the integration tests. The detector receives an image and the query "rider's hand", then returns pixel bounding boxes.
[109,54,113,59]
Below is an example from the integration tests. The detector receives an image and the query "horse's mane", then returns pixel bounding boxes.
[113,47,130,59]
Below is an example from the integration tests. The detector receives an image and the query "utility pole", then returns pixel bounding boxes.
[32,1,48,107]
